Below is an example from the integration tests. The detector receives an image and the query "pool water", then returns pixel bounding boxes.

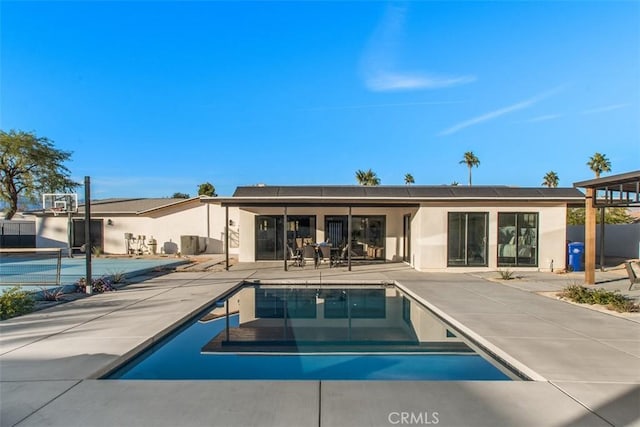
[107,283,516,381]
[110,315,509,380]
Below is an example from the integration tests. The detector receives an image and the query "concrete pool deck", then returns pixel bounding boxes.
[1,263,638,426]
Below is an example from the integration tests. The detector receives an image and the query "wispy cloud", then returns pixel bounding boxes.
[361,4,475,92]
[581,103,630,115]
[438,87,563,136]
[520,114,562,123]
[366,72,476,92]
[301,100,467,112]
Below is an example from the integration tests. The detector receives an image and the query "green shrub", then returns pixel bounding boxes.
[0,286,35,320]
[497,269,514,280]
[558,285,639,313]
[107,270,127,284]
[40,287,65,302]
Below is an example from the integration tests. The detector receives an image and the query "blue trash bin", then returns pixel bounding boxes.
[568,242,585,272]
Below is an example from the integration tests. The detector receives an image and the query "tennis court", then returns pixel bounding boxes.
[0,252,189,292]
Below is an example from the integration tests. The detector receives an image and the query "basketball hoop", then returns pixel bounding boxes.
[49,207,65,217]
[42,193,78,215]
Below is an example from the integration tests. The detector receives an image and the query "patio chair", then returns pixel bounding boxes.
[288,246,304,268]
[332,244,352,267]
[319,246,331,264]
[302,245,317,268]
[625,261,640,291]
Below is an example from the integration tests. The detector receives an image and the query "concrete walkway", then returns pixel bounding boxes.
[1,263,638,426]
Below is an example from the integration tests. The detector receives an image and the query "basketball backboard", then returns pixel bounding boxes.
[42,193,78,215]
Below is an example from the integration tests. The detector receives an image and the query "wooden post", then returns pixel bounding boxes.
[585,188,596,284]
[599,207,605,272]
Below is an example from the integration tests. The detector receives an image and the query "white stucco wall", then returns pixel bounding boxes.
[236,203,569,270]
[36,216,73,251]
[411,202,568,272]
[35,202,239,255]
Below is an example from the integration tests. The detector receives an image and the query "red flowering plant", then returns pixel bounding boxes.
[75,277,116,294]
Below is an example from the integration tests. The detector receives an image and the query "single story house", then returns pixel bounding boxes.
[204,185,585,272]
[30,197,239,256]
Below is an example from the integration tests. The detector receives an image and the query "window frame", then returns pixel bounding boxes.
[497,212,539,267]
[447,212,489,267]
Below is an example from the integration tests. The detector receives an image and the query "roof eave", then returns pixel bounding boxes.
[209,196,585,207]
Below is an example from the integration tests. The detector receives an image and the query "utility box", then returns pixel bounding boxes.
[181,235,199,255]
[148,237,157,255]
[568,242,585,272]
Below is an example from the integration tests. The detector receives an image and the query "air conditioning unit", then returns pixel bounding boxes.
[180,235,199,255]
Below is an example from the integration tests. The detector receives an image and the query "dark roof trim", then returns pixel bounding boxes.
[202,185,585,207]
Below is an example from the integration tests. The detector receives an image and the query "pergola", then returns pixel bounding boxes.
[573,170,640,284]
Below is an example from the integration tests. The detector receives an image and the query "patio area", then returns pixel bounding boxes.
[1,262,638,426]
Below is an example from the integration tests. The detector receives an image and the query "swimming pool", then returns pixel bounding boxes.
[107,282,519,381]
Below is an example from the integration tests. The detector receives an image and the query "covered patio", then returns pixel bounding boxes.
[211,186,420,272]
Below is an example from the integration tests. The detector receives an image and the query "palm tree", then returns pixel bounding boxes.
[587,152,611,178]
[542,171,559,188]
[355,169,380,186]
[459,151,480,186]
[404,173,415,185]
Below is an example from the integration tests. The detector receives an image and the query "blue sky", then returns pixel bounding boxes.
[2,1,639,198]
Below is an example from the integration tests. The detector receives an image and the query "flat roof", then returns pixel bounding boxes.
[204,185,585,207]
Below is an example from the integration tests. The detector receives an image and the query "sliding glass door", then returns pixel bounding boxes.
[447,212,488,266]
[255,215,316,260]
[255,216,280,260]
[324,215,385,260]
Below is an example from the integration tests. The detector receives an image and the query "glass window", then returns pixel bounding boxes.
[324,215,385,259]
[498,213,538,267]
[447,212,488,266]
[255,215,316,260]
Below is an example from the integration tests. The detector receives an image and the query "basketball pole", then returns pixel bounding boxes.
[84,176,92,294]
[67,211,73,258]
